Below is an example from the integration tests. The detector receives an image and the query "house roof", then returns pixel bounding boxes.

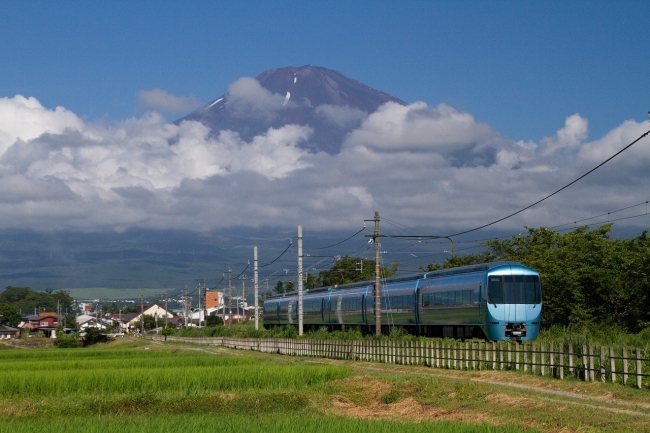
[0,325,19,332]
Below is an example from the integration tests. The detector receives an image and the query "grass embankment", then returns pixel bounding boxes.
[0,338,539,433]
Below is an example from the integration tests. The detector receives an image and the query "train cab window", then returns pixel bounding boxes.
[488,276,504,304]
[489,275,541,304]
[526,275,541,304]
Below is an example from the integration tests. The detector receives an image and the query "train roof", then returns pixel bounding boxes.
[264,261,529,300]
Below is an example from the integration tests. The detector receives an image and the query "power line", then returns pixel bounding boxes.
[444,127,650,238]
[549,200,649,230]
[304,226,367,251]
[258,241,293,268]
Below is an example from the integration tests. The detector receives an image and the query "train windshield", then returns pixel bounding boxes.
[488,275,541,304]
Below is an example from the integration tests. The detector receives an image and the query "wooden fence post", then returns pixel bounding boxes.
[610,346,616,384]
[636,347,643,389]
[600,346,606,383]
[622,347,628,386]
[559,343,564,380]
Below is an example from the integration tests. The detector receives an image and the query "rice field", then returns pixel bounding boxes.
[0,340,540,433]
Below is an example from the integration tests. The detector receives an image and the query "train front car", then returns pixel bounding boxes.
[484,262,542,341]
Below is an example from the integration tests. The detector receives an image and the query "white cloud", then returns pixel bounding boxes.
[540,113,589,156]
[314,104,367,128]
[226,77,287,120]
[136,88,202,114]
[0,95,84,154]
[0,93,647,235]
[343,101,494,153]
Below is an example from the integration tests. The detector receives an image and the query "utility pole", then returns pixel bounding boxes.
[242,279,245,321]
[165,291,168,328]
[298,225,303,335]
[374,211,381,336]
[140,294,144,336]
[254,246,259,330]
[202,278,206,327]
[198,279,203,327]
[228,267,232,330]
[184,285,188,327]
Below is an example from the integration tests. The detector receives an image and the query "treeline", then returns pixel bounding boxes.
[425,224,650,333]
[0,287,74,327]
[271,255,399,295]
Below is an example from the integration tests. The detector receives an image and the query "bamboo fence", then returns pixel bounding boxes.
[153,336,649,389]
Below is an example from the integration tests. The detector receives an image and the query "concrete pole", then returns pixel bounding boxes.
[228,268,232,330]
[374,212,381,336]
[254,246,259,330]
[298,225,303,336]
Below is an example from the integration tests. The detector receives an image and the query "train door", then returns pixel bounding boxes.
[321,298,325,323]
[478,283,485,323]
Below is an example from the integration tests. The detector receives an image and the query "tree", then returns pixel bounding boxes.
[0,286,74,314]
[421,251,496,271]
[273,281,285,295]
[82,327,110,346]
[315,255,399,287]
[206,313,223,327]
[0,303,21,327]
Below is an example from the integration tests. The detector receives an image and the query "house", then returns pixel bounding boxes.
[21,312,63,337]
[75,314,107,331]
[122,303,176,332]
[0,325,20,339]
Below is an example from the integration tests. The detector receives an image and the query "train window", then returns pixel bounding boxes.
[526,275,541,304]
[463,290,472,305]
[434,292,442,306]
[488,276,504,304]
[490,275,541,304]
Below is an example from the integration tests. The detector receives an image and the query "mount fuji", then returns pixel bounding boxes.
[176,65,406,154]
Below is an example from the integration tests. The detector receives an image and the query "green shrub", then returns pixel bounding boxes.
[55,333,80,348]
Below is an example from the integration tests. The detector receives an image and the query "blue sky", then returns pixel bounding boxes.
[3,1,648,141]
[0,1,649,238]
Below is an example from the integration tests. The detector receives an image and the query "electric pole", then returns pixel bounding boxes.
[298,225,303,335]
[140,294,144,336]
[228,267,232,330]
[374,211,381,336]
[165,291,168,328]
[254,246,259,330]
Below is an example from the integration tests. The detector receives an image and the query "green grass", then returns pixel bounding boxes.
[0,350,349,397]
[0,414,535,433]
[6,341,625,433]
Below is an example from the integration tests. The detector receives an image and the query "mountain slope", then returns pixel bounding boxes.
[177,65,406,154]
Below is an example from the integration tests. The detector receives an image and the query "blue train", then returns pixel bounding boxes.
[263,261,542,341]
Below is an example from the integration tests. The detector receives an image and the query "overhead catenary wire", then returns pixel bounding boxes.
[258,240,293,268]
[444,127,650,238]
[304,226,367,251]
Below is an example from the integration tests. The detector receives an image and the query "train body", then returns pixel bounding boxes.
[263,261,542,341]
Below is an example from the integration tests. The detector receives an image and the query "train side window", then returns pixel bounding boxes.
[434,292,442,306]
